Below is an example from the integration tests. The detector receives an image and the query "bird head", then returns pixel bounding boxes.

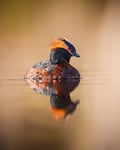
[50,38,80,64]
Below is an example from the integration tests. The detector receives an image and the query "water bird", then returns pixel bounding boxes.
[24,38,80,82]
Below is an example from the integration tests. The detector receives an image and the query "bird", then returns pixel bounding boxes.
[24,38,80,82]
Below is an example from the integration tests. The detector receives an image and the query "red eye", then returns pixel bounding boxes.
[66,47,71,53]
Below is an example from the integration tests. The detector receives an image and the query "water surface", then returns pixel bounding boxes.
[0,1,120,150]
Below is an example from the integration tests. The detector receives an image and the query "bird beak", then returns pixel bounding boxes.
[71,51,80,58]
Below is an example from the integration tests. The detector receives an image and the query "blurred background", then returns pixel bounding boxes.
[0,0,120,150]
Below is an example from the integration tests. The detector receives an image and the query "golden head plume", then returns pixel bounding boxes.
[50,37,68,50]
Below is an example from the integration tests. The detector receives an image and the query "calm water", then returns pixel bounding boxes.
[0,1,120,150]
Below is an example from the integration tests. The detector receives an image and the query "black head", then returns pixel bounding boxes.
[50,38,80,64]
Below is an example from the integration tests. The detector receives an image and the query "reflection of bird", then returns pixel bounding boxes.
[25,78,80,120]
[50,93,80,120]
[24,38,80,82]
[32,79,80,96]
